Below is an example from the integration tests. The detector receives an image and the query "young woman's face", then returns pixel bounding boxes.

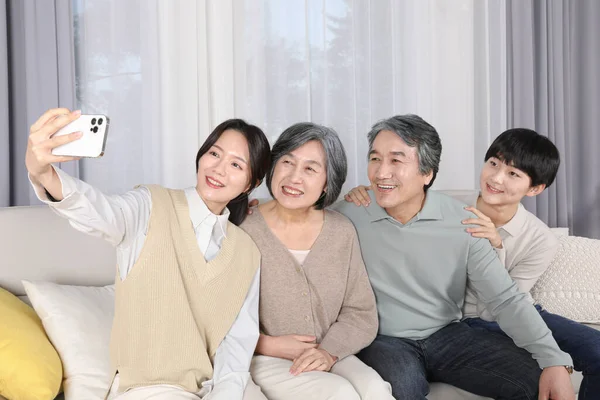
[270,140,328,210]
[196,129,252,213]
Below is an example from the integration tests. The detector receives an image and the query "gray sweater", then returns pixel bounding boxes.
[241,208,378,360]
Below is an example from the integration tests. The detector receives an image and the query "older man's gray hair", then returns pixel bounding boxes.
[267,122,348,209]
[367,114,442,190]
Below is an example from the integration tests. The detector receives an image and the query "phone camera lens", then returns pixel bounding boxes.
[98,118,103,125]
[93,126,98,133]
[91,118,97,125]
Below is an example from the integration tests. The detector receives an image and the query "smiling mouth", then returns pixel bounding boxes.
[486,183,503,194]
[282,186,304,196]
[206,176,225,188]
[376,183,398,192]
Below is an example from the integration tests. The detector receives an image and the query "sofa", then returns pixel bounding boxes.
[1,205,598,399]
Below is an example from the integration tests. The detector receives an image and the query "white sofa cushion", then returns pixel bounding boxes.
[549,227,569,237]
[22,281,115,400]
[531,235,600,323]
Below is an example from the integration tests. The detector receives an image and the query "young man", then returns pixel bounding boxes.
[335,115,575,400]
[460,129,600,400]
[346,128,600,399]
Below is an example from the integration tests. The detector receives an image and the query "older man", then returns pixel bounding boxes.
[332,115,575,400]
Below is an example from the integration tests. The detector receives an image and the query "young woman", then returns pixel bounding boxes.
[241,123,394,400]
[26,108,271,400]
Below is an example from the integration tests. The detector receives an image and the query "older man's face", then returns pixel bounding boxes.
[367,130,432,214]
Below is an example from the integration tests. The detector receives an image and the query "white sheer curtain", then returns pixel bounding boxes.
[73,0,495,197]
[73,0,162,194]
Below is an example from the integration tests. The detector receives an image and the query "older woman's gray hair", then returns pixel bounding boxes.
[267,122,347,209]
[368,114,442,190]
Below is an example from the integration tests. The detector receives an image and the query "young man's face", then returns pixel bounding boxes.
[479,157,543,206]
[367,130,433,212]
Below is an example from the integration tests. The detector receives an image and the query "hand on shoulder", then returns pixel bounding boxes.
[462,206,503,249]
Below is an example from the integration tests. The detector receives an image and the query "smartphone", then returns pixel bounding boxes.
[51,114,109,158]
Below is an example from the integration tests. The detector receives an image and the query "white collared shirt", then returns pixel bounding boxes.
[30,166,260,399]
[447,190,559,320]
[184,186,230,264]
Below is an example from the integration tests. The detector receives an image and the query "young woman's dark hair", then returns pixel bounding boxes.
[195,119,271,225]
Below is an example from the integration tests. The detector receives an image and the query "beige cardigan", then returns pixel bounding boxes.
[241,208,378,360]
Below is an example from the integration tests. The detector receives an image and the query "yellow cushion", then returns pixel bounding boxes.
[0,287,62,400]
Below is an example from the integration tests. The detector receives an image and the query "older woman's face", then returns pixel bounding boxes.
[270,140,328,210]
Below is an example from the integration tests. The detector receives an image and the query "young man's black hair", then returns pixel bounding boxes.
[485,128,560,188]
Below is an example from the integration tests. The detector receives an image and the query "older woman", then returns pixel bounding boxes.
[241,123,393,400]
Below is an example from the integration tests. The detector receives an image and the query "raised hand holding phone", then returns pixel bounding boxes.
[51,113,109,158]
[26,108,88,200]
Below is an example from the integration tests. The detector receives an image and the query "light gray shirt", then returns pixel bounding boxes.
[333,190,571,368]
[447,191,559,320]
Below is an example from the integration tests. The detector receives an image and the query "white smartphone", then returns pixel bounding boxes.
[51,114,109,158]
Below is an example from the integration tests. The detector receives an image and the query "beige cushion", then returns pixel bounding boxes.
[550,227,569,237]
[23,281,115,400]
[531,235,600,323]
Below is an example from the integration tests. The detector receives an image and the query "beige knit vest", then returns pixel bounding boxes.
[109,185,260,393]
